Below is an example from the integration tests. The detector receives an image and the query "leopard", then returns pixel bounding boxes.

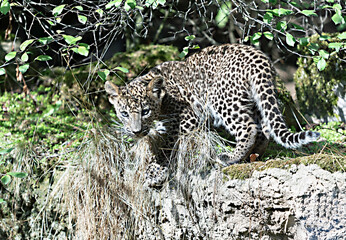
[105,44,320,187]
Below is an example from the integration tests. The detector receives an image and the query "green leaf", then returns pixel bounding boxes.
[74,6,83,11]
[78,15,87,24]
[301,10,317,17]
[308,43,319,53]
[145,0,166,9]
[337,32,346,40]
[96,9,104,17]
[270,8,293,17]
[126,0,136,9]
[317,57,326,71]
[0,68,5,76]
[299,37,309,46]
[20,39,34,51]
[318,50,329,59]
[185,35,196,41]
[106,0,122,9]
[98,70,110,81]
[38,36,53,45]
[332,3,342,10]
[251,32,262,41]
[35,55,52,61]
[263,12,273,24]
[115,67,129,73]
[72,45,89,56]
[21,52,29,62]
[328,42,343,52]
[331,6,345,25]
[0,198,6,204]
[319,35,330,41]
[290,23,304,30]
[263,31,273,40]
[0,0,10,15]
[52,4,66,17]
[179,47,189,58]
[276,21,287,31]
[5,51,16,61]
[191,44,200,50]
[19,64,30,73]
[261,0,269,3]
[1,175,11,185]
[286,33,295,47]
[63,35,82,45]
[7,172,28,178]
[0,147,14,155]
[215,1,232,28]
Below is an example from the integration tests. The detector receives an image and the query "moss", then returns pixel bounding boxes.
[294,33,346,119]
[223,153,345,180]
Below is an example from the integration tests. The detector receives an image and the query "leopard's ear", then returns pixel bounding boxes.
[147,77,165,100]
[105,81,120,97]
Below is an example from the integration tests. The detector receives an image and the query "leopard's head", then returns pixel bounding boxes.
[105,77,165,138]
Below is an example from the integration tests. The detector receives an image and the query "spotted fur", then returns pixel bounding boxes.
[105,44,320,186]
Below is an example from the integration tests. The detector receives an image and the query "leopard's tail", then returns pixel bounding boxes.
[251,68,320,149]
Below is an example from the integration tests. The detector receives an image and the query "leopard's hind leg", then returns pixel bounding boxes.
[218,114,258,166]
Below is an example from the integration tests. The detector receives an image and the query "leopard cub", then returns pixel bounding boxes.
[105,44,320,186]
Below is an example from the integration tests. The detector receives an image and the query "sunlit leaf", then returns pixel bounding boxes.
[337,32,346,40]
[52,4,66,16]
[179,47,189,58]
[19,64,30,73]
[63,35,82,45]
[318,50,329,59]
[328,42,343,52]
[72,45,89,56]
[263,31,273,40]
[286,33,295,47]
[21,52,29,62]
[1,175,11,185]
[5,51,16,61]
[299,37,309,46]
[185,35,196,41]
[276,21,287,31]
[301,10,317,17]
[317,58,326,71]
[0,0,10,15]
[20,39,34,51]
[78,15,87,24]
[38,36,54,45]
[215,1,232,28]
[115,67,129,73]
[263,12,273,24]
[106,0,122,9]
[74,6,83,11]
[35,55,52,61]
[98,70,110,81]
[251,32,262,42]
[96,8,104,17]
[0,68,5,76]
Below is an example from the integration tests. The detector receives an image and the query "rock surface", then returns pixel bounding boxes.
[136,164,345,239]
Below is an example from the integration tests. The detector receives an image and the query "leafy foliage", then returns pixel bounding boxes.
[294,33,346,118]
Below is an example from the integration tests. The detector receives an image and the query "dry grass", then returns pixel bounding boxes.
[58,121,230,239]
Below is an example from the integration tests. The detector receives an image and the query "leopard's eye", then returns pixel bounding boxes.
[120,111,129,118]
[142,109,150,116]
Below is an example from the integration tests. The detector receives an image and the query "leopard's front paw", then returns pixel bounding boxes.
[144,163,168,187]
[216,153,240,167]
